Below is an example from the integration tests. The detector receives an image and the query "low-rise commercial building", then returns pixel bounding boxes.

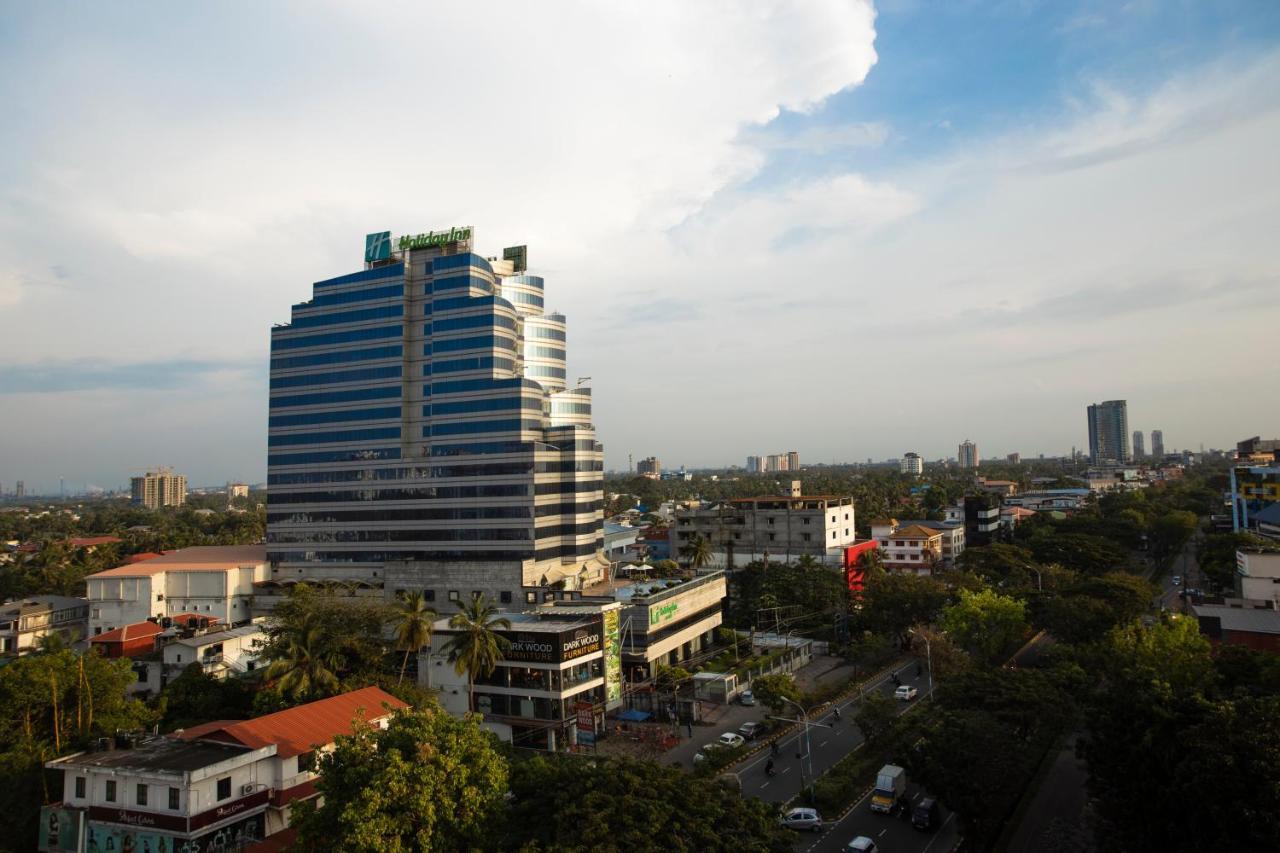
[1231,465,1280,533]
[1191,602,1280,653]
[1236,550,1280,607]
[85,546,268,636]
[41,688,404,853]
[422,603,621,751]
[610,571,726,681]
[0,595,89,656]
[671,495,856,566]
[163,623,265,679]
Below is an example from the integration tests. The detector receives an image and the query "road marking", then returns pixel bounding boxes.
[920,812,957,853]
[782,767,792,775]
[761,781,770,789]
[878,828,887,837]
[820,740,829,747]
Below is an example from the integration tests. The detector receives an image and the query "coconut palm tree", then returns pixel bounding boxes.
[264,616,341,701]
[392,590,436,685]
[681,534,713,570]
[443,593,511,713]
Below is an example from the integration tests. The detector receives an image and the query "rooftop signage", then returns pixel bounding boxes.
[398,226,472,251]
[503,623,603,663]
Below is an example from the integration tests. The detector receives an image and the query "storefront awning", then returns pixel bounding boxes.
[616,709,652,722]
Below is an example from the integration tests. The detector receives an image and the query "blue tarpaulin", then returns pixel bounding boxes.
[616,709,652,722]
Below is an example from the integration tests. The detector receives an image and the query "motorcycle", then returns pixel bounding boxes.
[766,759,777,777]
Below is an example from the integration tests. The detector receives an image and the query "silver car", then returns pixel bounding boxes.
[780,807,823,832]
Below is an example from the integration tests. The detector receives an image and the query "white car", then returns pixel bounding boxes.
[716,732,746,748]
[846,837,878,853]
[894,684,919,701]
[780,807,823,832]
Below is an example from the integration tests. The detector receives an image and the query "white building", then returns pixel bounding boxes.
[163,623,265,679]
[1236,550,1280,606]
[84,545,268,637]
[0,595,88,657]
[41,688,405,853]
[958,440,979,469]
[900,453,923,476]
[672,495,857,566]
[870,520,946,575]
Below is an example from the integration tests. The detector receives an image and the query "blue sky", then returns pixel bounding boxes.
[1,1,1278,490]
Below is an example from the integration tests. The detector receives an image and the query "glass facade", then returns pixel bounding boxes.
[267,234,604,578]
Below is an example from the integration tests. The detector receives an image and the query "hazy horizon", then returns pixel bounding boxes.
[3,1,1278,489]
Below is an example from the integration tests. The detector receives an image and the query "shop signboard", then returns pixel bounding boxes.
[575,701,595,747]
[84,811,265,853]
[504,622,602,664]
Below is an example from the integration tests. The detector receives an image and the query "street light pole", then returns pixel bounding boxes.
[782,697,814,801]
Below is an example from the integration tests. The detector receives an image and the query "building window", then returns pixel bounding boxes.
[500,591,512,604]
[801,533,811,542]
[448,591,460,603]
[802,518,810,525]
[137,784,148,806]
[845,513,850,520]
[423,590,436,602]
[75,776,86,799]
[169,787,180,810]
[526,592,537,604]
[767,518,774,525]
[880,540,889,547]
[767,533,775,542]
[106,780,117,802]
[217,777,231,801]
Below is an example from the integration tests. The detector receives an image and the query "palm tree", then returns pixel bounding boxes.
[443,593,511,713]
[392,591,436,685]
[264,616,341,701]
[681,534,713,570]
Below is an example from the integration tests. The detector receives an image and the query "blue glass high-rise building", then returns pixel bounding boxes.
[1087,399,1130,465]
[266,227,605,604]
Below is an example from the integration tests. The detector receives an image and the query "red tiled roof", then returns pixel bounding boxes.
[892,524,943,539]
[89,545,267,578]
[90,620,163,645]
[124,551,166,564]
[68,536,123,547]
[177,687,406,758]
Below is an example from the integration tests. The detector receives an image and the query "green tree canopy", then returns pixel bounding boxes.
[750,673,802,715]
[291,706,507,852]
[443,593,511,712]
[940,588,1028,664]
[502,755,793,852]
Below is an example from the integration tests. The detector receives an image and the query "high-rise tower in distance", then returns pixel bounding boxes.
[1132,430,1145,460]
[1151,429,1165,460]
[958,439,979,469]
[1087,400,1130,464]
[266,227,605,604]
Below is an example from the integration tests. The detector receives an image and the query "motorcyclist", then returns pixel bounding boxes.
[766,758,776,776]
[833,705,842,720]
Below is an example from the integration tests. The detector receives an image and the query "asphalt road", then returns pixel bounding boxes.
[731,659,930,805]
[797,780,961,853]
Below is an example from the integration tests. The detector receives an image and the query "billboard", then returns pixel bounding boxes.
[503,622,602,664]
[38,806,82,853]
[84,812,265,853]
[602,608,623,707]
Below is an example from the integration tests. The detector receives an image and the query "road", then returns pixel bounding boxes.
[798,780,960,853]
[731,660,929,804]
[712,660,959,853]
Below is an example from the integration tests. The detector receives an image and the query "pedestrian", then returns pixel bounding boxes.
[686,721,693,738]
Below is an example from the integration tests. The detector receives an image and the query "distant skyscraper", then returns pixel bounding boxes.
[786,450,800,471]
[900,452,923,476]
[1132,431,1145,460]
[958,440,979,469]
[131,468,187,509]
[15,481,24,499]
[636,456,661,479]
[746,455,762,473]
[1006,452,1021,464]
[1087,400,1130,464]
[765,454,786,472]
[1151,430,1165,460]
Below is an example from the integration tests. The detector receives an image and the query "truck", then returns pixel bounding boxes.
[870,764,907,815]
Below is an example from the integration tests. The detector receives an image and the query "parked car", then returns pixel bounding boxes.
[740,689,756,706]
[716,732,746,748]
[1172,575,1182,586]
[780,807,823,832]
[894,684,919,701]
[846,837,878,852]
[912,796,940,830]
[738,721,765,740]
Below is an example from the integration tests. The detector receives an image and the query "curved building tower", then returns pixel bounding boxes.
[265,228,605,607]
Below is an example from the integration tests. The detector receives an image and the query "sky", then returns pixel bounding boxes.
[2,1,1279,491]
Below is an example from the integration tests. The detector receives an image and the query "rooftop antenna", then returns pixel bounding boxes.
[576,376,591,388]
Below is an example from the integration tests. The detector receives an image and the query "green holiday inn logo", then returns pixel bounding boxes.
[649,602,678,625]
[398,227,472,251]
[364,231,391,263]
